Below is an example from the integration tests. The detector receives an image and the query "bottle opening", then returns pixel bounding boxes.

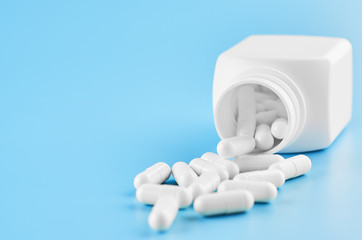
[214,68,306,155]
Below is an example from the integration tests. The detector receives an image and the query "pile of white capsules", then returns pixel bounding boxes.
[217,84,288,157]
[133,85,312,231]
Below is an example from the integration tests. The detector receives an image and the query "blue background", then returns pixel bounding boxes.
[1,0,362,239]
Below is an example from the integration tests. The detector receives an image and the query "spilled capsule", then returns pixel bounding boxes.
[217,135,255,158]
[194,190,254,216]
[136,184,193,208]
[268,154,311,180]
[218,180,277,203]
[201,152,239,179]
[172,162,198,187]
[189,158,229,181]
[148,195,179,231]
[234,169,286,188]
[134,162,171,189]
[188,171,220,199]
[233,154,284,173]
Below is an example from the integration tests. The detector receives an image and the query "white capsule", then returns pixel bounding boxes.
[262,99,279,111]
[136,184,193,208]
[218,180,277,202]
[188,171,220,199]
[234,169,286,188]
[148,195,178,231]
[231,90,239,120]
[271,118,288,139]
[255,103,266,112]
[201,152,239,179]
[172,162,198,187]
[189,158,229,181]
[259,85,278,96]
[134,162,171,189]
[254,124,274,151]
[268,154,312,180]
[217,135,256,158]
[236,121,257,138]
[275,99,288,118]
[262,99,287,118]
[193,190,254,216]
[235,86,256,137]
[255,91,278,102]
[256,110,278,125]
[233,154,284,173]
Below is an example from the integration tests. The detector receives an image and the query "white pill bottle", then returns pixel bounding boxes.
[213,35,353,153]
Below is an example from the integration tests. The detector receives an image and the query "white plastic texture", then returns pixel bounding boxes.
[134,162,171,189]
[136,184,193,208]
[233,154,284,173]
[218,180,277,202]
[193,190,254,216]
[213,35,353,153]
[200,152,239,178]
[268,154,312,179]
[148,196,179,231]
[233,169,286,188]
[172,162,198,187]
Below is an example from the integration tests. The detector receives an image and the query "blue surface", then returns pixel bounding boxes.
[1,0,362,239]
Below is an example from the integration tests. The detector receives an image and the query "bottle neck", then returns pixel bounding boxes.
[214,67,306,154]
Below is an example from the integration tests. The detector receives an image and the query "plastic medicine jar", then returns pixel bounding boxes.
[213,35,353,153]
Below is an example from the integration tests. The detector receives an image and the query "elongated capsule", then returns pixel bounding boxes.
[201,152,239,179]
[259,85,278,96]
[268,154,311,180]
[275,99,288,118]
[233,154,284,173]
[256,110,278,125]
[262,99,287,118]
[234,169,285,188]
[136,184,193,208]
[172,162,198,187]
[217,136,256,158]
[189,158,229,181]
[255,124,274,151]
[256,103,266,112]
[188,172,220,199]
[218,180,277,202]
[262,99,280,111]
[255,91,278,102]
[271,118,288,139]
[134,162,171,189]
[235,85,256,137]
[193,190,254,216]
[148,196,179,231]
[236,120,256,138]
